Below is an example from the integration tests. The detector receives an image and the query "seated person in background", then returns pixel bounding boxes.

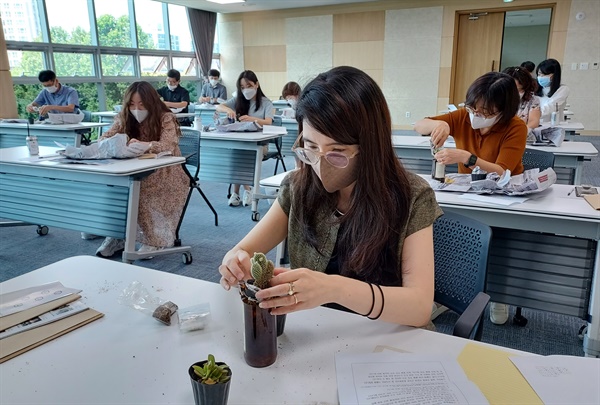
[217,70,274,208]
[95,81,188,258]
[415,71,527,326]
[520,61,536,77]
[219,66,442,327]
[280,81,302,118]
[26,70,80,116]
[503,66,541,130]
[535,58,570,124]
[157,69,191,126]
[199,69,227,104]
[414,71,527,177]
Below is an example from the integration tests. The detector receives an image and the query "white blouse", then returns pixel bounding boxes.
[538,84,570,122]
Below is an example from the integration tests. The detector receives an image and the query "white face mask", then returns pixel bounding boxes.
[45,85,58,94]
[209,79,218,86]
[469,112,499,130]
[242,88,257,100]
[287,99,297,110]
[167,84,177,91]
[130,109,149,123]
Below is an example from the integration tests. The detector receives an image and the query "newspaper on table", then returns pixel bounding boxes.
[0,300,89,339]
[527,126,565,147]
[61,133,150,159]
[431,168,557,196]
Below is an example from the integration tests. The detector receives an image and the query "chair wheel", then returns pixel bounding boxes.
[251,212,260,222]
[513,314,528,327]
[37,225,49,236]
[182,252,193,265]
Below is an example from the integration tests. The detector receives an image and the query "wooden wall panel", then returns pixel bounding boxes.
[333,41,384,70]
[244,45,286,72]
[242,19,285,46]
[333,11,385,42]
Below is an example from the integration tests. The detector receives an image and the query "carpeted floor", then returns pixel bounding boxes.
[1,134,598,357]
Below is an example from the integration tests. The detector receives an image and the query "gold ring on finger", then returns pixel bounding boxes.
[293,294,298,305]
[288,282,295,296]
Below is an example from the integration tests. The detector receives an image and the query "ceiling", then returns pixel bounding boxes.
[162,0,383,14]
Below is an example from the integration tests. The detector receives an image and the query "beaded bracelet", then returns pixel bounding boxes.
[367,284,385,320]
[360,282,375,317]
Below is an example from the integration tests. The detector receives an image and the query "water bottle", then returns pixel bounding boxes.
[551,103,558,126]
[193,116,201,130]
[26,135,39,155]
[431,158,445,182]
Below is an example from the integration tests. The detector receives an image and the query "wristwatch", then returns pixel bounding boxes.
[466,154,478,167]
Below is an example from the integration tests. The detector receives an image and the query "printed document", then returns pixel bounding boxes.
[335,352,488,404]
[0,281,81,317]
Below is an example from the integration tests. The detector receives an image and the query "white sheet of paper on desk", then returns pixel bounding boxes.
[459,193,529,206]
[0,282,81,317]
[510,355,600,405]
[335,352,489,405]
[262,125,287,135]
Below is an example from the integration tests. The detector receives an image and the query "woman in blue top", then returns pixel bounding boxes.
[217,70,274,207]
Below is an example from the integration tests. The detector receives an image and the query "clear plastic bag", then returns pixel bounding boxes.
[178,303,211,332]
[118,281,178,325]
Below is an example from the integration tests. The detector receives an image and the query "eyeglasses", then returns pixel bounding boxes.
[292,133,359,168]
[465,105,497,119]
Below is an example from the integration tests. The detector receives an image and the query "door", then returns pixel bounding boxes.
[451,12,505,104]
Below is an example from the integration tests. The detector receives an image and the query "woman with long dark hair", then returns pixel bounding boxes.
[535,58,570,123]
[218,66,442,327]
[217,70,274,207]
[95,81,188,258]
[503,66,541,129]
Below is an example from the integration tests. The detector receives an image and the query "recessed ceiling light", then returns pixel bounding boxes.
[206,0,245,4]
[503,0,514,3]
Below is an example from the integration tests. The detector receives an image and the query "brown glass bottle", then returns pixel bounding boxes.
[243,300,277,368]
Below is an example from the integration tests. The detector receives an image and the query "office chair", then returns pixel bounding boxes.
[174,128,218,248]
[433,211,492,340]
[80,110,94,145]
[510,148,555,326]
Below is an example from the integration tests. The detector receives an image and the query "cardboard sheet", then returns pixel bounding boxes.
[457,343,542,404]
[0,308,104,363]
[583,194,600,210]
[0,294,81,331]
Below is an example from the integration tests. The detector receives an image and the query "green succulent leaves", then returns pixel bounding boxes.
[250,252,274,290]
[192,354,231,385]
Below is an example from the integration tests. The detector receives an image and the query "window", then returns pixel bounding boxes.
[8,50,45,77]
[104,82,134,111]
[168,4,193,51]
[46,0,92,45]
[140,55,168,76]
[2,0,43,42]
[54,52,95,77]
[101,54,135,76]
[173,57,197,77]
[134,0,165,50]
[95,0,133,47]
[67,83,100,112]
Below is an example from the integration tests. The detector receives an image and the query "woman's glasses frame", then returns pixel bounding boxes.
[291,132,359,168]
[464,105,497,119]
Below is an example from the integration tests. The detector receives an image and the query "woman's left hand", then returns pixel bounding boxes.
[434,148,470,166]
[238,115,254,122]
[128,139,150,147]
[254,268,332,315]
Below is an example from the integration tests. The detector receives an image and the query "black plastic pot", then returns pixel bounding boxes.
[188,361,232,405]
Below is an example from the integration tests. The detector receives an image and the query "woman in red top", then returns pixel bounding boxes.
[414,71,527,175]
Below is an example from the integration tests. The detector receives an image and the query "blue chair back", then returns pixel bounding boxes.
[179,128,201,177]
[522,148,555,171]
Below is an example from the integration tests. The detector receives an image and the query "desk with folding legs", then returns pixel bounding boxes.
[0,146,191,264]
[433,185,600,357]
[198,131,284,221]
[0,122,108,148]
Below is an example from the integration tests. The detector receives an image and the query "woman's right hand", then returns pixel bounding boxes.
[219,249,251,290]
[430,121,451,147]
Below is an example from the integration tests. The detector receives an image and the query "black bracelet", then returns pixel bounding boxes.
[360,282,375,317]
[368,284,385,320]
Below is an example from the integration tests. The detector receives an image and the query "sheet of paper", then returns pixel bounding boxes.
[510,355,600,405]
[459,193,529,206]
[335,352,489,405]
[0,282,81,317]
[0,294,81,331]
[458,343,542,404]
[262,124,287,135]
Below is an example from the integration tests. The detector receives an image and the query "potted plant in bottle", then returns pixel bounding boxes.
[239,252,278,367]
[188,354,232,405]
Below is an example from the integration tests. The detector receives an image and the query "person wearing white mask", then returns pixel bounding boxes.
[503,66,540,130]
[26,70,80,116]
[95,81,188,258]
[414,71,527,177]
[535,59,570,123]
[217,70,274,207]
[199,69,228,104]
[280,81,302,119]
[156,69,191,126]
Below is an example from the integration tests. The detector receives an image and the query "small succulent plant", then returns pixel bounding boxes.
[192,354,231,385]
[250,252,274,290]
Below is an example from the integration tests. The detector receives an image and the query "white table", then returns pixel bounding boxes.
[198,130,284,221]
[0,147,190,263]
[0,122,109,148]
[432,183,600,357]
[0,256,529,404]
[392,135,598,185]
